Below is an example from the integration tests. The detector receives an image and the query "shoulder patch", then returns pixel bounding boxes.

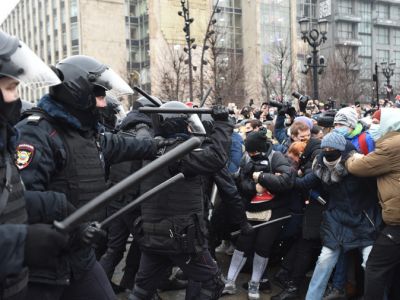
[16,144,35,170]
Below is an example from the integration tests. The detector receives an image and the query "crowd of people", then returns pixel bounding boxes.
[1,29,400,300]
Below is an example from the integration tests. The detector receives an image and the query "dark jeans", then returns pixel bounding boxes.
[283,237,321,286]
[27,261,116,300]
[132,250,219,299]
[365,225,400,300]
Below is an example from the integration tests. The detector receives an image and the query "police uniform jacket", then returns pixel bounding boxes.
[14,95,158,285]
[139,120,233,255]
[0,122,29,298]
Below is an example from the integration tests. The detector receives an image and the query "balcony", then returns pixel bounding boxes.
[334,14,362,23]
[373,18,400,28]
[335,38,362,47]
[375,0,400,4]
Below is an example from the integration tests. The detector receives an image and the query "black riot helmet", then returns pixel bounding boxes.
[132,96,163,109]
[0,30,61,88]
[155,101,206,137]
[99,96,126,129]
[0,30,60,125]
[49,55,133,112]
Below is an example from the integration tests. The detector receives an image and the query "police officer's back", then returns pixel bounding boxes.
[130,101,232,300]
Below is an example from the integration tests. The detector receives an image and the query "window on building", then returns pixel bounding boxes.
[337,22,353,39]
[359,2,372,34]
[70,0,78,17]
[71,45,79,55]
[391,5,400,21]
[359,34,372,57]
[71,22,79,40]
[377,4,389,19]
[393,29,400,46]
[376,27,389,44]
[298,0,317,19]
[360,57,372,80]
[393,51,400,66]
[338,0,352,15]
[377,49,389,63]
[130,26,138,40]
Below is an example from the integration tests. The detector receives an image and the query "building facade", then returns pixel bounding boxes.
[1,0,127,102]
[1,0,298,105]
[300,0,400,101]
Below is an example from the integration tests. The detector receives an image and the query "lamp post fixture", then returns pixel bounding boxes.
[299,18,328,100]
[178,0,196,102]
[381,61,396,101]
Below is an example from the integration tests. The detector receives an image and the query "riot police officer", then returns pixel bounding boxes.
[0,30,68,300]
[130,101,232,300]
[15,55,169,300]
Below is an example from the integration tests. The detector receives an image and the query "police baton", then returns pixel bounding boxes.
[199,87,212,107]
[100,173,184,229]
[138,107,235,114]
[54,137,201,233]
[230,215,292,237]
[133,86,162,107]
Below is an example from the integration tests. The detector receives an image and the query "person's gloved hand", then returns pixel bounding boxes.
[24,224,68,268]
[81,222,107,247]
[240,221,254,236]
[211,105,229,121]
[155,137,178,149]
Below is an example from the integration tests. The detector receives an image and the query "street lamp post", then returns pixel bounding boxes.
[381,61,396,101]
[299,18,328,100]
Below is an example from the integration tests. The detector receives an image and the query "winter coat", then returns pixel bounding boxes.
[346,108,400,225]
[238,143,293,213]
[312,150,381,251]
[227,131,244,174]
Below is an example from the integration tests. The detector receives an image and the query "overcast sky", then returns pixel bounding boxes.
[0,0,20,25]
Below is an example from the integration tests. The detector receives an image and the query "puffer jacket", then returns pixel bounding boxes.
[312,150,381,251]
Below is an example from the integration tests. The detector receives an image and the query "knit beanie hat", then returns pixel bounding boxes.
[321,132,346,151]
[294,116,314,129]
[334,107,358,129]
[245,131,268,153]
[372,109,381,122]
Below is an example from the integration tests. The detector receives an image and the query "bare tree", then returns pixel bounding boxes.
[319,46,368,104]
[156,45,188,101]
[202,27,245,107]
[262,38,293,101]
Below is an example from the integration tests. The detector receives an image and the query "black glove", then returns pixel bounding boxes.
[240,221,254,236]
[25,224,68,268]
[155,137,178,149]
[211,105,229,121]
[81,222,107,247]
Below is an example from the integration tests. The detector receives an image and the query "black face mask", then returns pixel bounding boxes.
[0,90,22,126]
[323,150,342,162]
[250,153,267,162]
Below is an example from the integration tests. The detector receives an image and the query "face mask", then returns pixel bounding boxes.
[323,150,342,162]
[334,127,350,137]
[0,91,22,126]
[250,153,268,162]
[369,124,382,142]
[284,118,292,126]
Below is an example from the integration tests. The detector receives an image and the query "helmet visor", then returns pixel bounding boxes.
[0,41,61,88]
[188,113,206,135]
[95,68,133,98]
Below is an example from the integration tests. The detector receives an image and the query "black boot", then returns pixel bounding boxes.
[271,281,300,300]
[273,268,289,288]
